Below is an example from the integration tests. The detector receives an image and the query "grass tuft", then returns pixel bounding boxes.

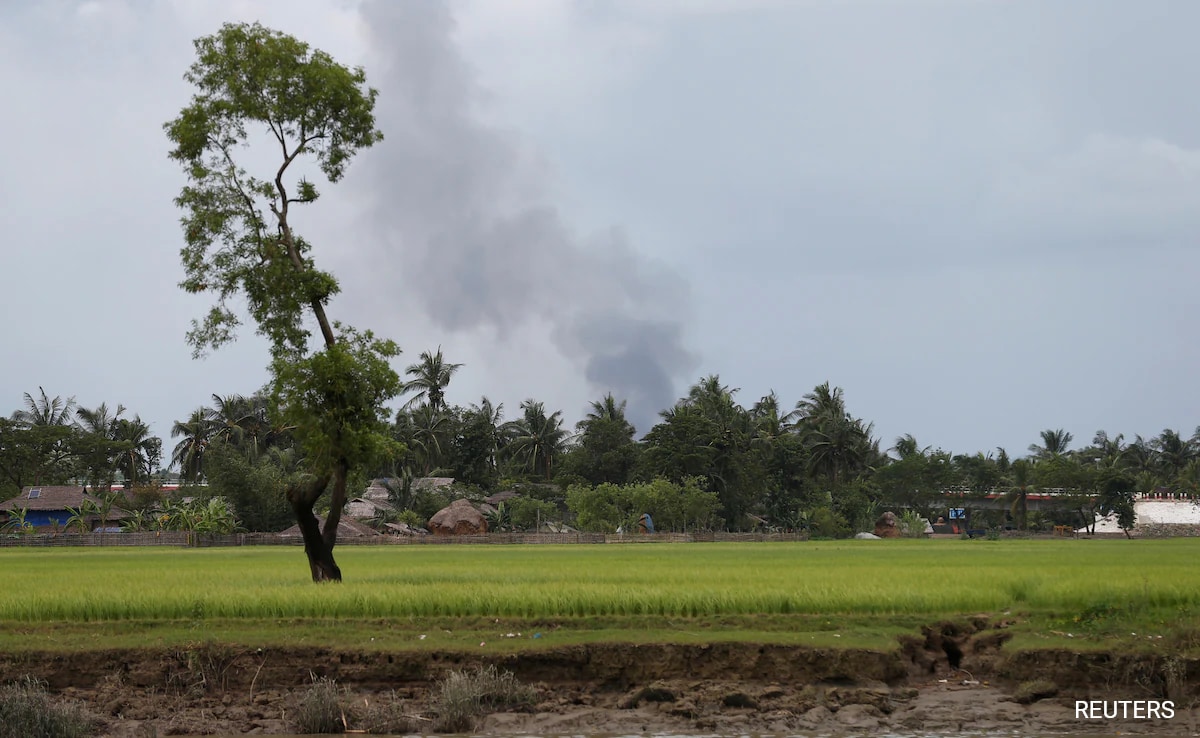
[358,692,415,735]
[0,676,94,738]
[291,676,351,734]
[434,664,535,732]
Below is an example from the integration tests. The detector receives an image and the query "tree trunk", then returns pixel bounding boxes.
[321,458,351,551]
[292,504,342,581]
[287,471,340,582]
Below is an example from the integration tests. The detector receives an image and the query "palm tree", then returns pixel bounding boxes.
[686,375,739,416]
[208,393,251,447]
[75,402,126,491]
[1029,429,1073,459]
[171,408,212,483]
[504,400,568,480]
[12,387,77,427]
[791,382,875,485]
[749,391,787,449]
[892,434,929,461]
[806,413,874,485]
[410,405,453,474]
[468,396,506,473]
[1006,459,1034,531]
[995,447,1011,475]
[1121,435,1156,477]
[586,392,630,425]
[10,388,77,485]
[231,393,291,461]
[75,402,125,437]
[792,382,847,427]
[1153,429,1195,479]
[113,416,158,487]
[402,347,462,412]
[1091,430,1125,462]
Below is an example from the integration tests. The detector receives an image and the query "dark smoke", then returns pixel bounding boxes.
[347,1,695,434]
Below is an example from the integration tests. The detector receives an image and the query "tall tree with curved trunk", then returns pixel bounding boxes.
[165,22,400,581]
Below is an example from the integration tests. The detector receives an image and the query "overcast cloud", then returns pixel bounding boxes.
[1,0,1197,458]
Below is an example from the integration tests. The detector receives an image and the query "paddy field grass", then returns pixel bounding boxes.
[1,538,1196,653]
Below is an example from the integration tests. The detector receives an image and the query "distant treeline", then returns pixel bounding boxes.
[5,365,1196,536]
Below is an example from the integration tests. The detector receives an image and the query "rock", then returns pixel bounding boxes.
[798,705,833,726]
[722,692,758,709]
[1012,679,1058,704]
[428,499,488,535]
[668,700,698,718]
[874,511,901,538]
[834,702,883,728]
[827,685,893,714]
[619,685,676,708]
[854,532,881,539]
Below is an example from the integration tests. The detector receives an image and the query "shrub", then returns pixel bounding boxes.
[509,497,559,531]
[292,676,351,734]
[898,511,928,538]
[0,677,93,738]
[806,506,849,539]
[395,509,425,528]
[434,665,535,732]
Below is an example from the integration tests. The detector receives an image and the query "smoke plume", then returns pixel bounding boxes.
[347,1,695,433]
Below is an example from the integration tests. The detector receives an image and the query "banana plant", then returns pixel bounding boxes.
[1,506,33,534]
[64,499,99,534]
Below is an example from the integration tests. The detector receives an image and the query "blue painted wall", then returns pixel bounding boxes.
[26,510,71,528]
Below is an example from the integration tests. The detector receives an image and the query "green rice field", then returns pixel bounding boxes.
[1,539,1196,651]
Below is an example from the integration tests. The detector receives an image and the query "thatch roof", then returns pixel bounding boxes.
[279,516,379,538]
[0,486,130,516]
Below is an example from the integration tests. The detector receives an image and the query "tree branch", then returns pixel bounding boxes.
[217,144,267,249]
[273,134,337,348]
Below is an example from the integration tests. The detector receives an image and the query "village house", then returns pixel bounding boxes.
[0,486,130,531]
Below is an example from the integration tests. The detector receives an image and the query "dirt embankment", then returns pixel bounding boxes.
[3,619,1198,736]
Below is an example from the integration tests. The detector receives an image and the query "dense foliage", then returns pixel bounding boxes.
[4,373,1198,537]
[0,389,161,496]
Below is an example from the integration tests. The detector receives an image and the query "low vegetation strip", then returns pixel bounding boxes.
[1,540,1197,635]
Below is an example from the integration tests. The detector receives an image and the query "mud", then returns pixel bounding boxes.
[3,619,1198,736]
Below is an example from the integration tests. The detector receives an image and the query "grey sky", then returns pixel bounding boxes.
[1,0,1197,458]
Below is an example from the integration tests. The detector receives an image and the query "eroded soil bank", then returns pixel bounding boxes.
[4,620,1198,736]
